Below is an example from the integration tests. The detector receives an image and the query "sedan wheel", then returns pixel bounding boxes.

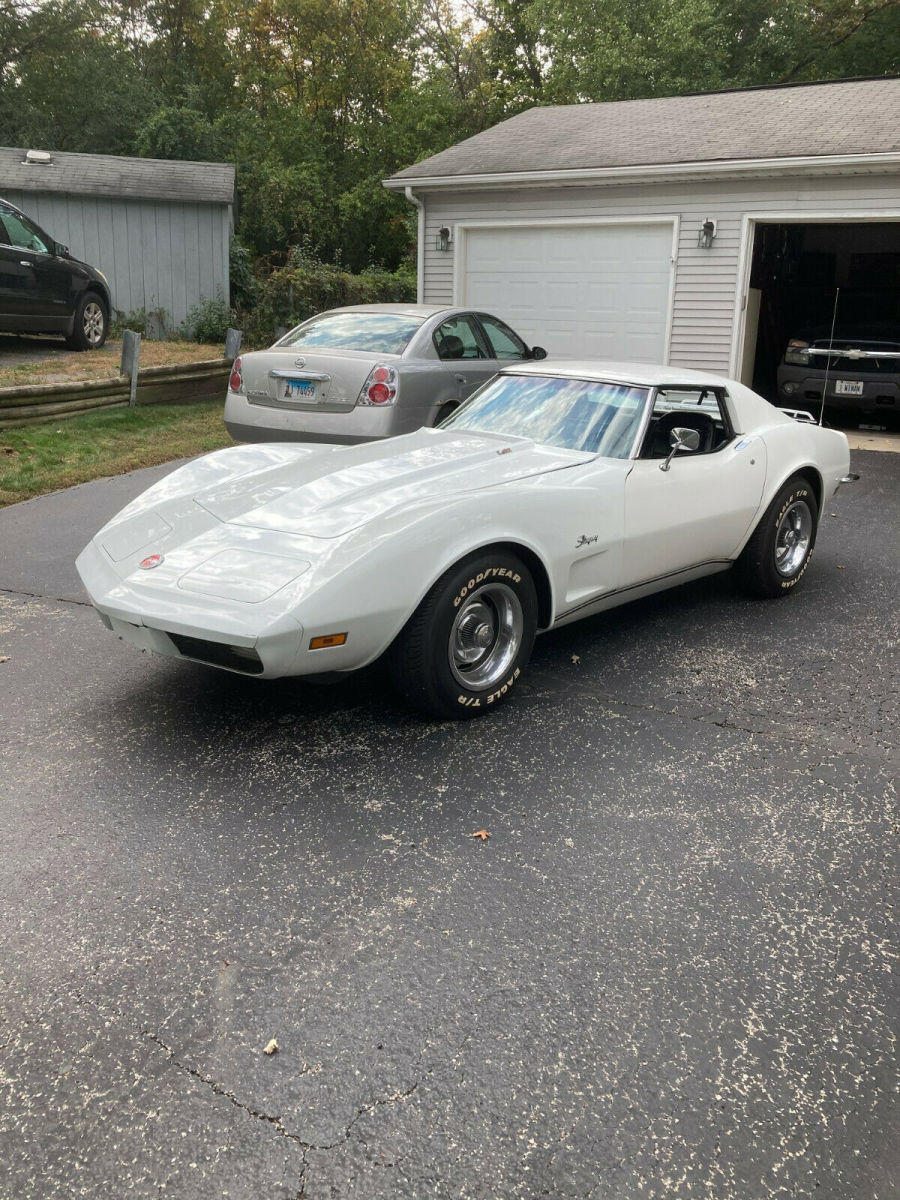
[389,551,538,719]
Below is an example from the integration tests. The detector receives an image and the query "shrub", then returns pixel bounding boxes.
[240,257,416,347]
[180,297,235,344]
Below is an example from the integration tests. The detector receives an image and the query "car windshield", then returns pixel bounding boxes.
[275,312,424,354]
[444,373,649,457]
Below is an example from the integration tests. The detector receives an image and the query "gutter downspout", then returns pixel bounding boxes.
[404,186,425,303]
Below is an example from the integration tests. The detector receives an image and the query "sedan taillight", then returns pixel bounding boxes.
[357,364,398,406]
[229,357,243,392]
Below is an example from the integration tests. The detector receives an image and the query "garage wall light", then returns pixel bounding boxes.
[698,218,718,249]
[436,226,453,252]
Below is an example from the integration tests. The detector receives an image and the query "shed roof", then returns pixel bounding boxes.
[386,77,900,185]
[0,147,235,204]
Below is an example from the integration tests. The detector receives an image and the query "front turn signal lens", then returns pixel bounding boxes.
[309,632,348,650]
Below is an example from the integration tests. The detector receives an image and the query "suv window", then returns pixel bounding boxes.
[434,315,489,360]
[0,209,50,254]
[478,314,528,360]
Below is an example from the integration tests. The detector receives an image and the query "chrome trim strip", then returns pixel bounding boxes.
[628,386,658,460]
[556,559,733,622]
[269,369,331,381]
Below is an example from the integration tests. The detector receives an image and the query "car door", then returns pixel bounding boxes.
[0,206,72,328]
[622,388,766,585]
[433,313,497,400]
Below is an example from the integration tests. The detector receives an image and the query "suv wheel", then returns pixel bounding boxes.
[67,291,109,350]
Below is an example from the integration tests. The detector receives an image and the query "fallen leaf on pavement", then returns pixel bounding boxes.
[0,657,8,664]
[263,1038,279,1055]
[470,829,491,841]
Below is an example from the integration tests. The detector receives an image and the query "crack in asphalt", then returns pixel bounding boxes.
[140,1024,474,1184]
[0,586,90,607]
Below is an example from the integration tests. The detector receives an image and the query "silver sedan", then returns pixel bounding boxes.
[224,304,547,444]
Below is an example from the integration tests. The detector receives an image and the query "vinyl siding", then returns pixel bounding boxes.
[4,190,232,328]
[419,172,900,373]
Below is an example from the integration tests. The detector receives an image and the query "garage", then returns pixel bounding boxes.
[386,75,900,426]
[742,219,900,424]
[457,220,675,360]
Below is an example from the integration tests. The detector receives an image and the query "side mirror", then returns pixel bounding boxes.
[54,242,69,257]
[529,346,548,361]
[660,426,701,472]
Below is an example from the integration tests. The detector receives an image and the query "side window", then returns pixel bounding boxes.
[478,314,528,360]
[434,315,489,360]
[0,210,49,254]
[640,388,732,459]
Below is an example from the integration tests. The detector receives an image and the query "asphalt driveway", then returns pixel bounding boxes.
[0,452,896,1199]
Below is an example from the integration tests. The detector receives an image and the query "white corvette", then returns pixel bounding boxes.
[77,362,854,718]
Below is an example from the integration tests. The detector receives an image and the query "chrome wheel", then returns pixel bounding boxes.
[82,301,105,346]
[774,499,813,577]
[448,583,523,691]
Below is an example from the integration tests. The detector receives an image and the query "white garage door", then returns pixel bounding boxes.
[459,222,675,361]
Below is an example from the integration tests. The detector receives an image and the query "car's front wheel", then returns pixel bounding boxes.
[389,551,538,719]
[67,290,109,350]
[734,474,819,598]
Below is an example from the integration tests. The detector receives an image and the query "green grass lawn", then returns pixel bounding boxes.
[0,401,234,507]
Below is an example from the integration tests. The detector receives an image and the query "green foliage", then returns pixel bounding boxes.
[240,259,416,347]
[180,297,235,344]
[109,308,151,337]
[229,239,257,309]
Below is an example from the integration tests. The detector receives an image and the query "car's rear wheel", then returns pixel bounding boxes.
[388,551,537,719]
[434,401,457,426]
[734,474,819,598]
[67,291,109,350]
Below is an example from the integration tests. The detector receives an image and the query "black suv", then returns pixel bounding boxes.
[0,198,112,350]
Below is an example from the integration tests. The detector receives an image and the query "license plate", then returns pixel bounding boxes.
[835,380,864,397]
[283,378,316,400]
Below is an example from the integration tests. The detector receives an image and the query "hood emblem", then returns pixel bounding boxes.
[294,357,306,369]
[139,553,164,569]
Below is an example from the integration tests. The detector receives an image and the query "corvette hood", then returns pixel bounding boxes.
[195,429,585,538]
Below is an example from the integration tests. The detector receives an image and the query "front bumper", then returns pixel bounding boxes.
[224,391,435,445]
[776,365,899,415]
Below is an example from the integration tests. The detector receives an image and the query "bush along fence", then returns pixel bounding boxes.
[0,331,242,430]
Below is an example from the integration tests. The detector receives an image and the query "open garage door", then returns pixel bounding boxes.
[458,222,675,361]
[744,220,900,428]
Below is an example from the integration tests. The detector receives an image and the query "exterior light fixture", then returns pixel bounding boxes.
[436,226,452,252]
[698,218,718,249]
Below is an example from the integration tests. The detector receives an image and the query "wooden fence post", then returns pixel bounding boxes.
[120,331,141,407]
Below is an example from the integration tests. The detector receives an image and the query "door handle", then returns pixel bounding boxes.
[454,373,466,383]
[19,260,34,268]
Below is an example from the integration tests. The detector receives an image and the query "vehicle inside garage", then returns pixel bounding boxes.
[746,220,900,426]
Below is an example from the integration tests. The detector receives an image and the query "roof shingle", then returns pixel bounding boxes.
[387,78,900,182]
[0,147,235,204]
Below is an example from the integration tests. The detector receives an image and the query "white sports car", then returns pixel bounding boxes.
[77,362,854,719]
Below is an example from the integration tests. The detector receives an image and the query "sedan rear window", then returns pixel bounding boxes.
[275,312,424,354]
[445,374,648,457]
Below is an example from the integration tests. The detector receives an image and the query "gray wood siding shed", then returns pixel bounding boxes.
[2,150,233,329]
[419,172,900,374]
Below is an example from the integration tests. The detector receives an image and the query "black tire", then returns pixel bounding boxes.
[66,290,109,350]
[434,401,457,426]
[388,550,538,719]
[734,475,819,599]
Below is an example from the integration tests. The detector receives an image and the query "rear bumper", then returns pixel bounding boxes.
[776,365,899,414]
[224,391,435,444]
